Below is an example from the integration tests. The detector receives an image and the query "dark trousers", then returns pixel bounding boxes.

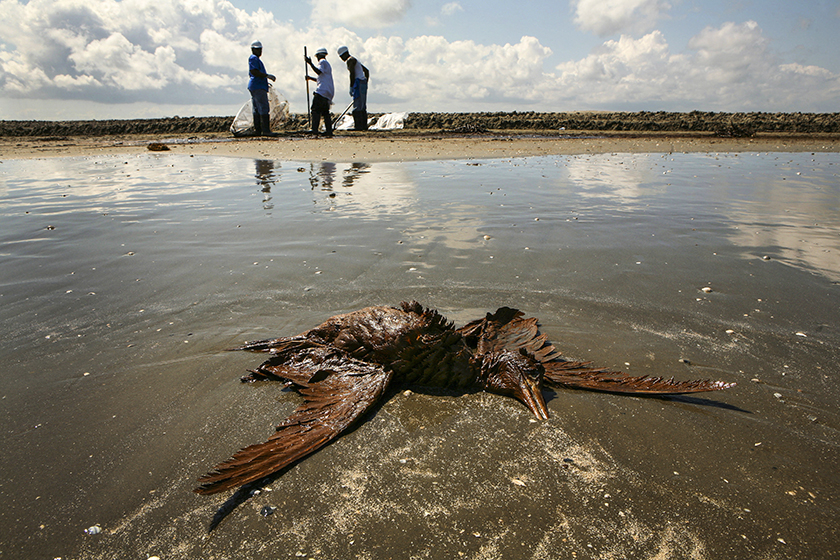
[311,94,332,135]
[250,88,270,115]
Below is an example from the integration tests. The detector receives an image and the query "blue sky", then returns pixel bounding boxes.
[0,0,838,119]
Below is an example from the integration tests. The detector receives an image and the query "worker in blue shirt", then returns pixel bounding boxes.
[248,41,278,137]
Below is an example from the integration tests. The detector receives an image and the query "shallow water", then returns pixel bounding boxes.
[1,152,838,559]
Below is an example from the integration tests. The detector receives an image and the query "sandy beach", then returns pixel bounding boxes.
[3,130,840,162]
[2,111,839,160]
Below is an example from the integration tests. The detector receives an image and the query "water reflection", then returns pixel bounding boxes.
[296,161,490,252]
[308,162,336,191]
[306,161,417,217]
[711,155,840,281]
[255,159,277,192]
[3,154,838,284]
[342,162,371,188]
[564,153,665,203]
[0,154,250,220]
[556,152,840,282]
[255,159,277,210]
[306,162,371,195]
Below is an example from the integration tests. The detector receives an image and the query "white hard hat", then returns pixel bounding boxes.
[315,47,328,56]
[337,46,348,56]
[251,41,262,49]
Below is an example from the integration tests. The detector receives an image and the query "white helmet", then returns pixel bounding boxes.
[251,41,262,49]
[337,46,349,56]
[315,47,328,56]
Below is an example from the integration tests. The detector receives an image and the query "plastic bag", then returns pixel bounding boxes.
[370,112,406,130]
[230,87,290,136]
[334,113,355,131]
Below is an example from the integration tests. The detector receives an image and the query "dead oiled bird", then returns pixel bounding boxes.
[196,301,734,495]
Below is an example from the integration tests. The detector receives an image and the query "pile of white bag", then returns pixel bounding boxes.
[230,87,290,136]
[334,112,406,131]
[370,112,406,130]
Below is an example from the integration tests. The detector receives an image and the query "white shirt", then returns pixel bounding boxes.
[314,59,334,102]
[352,58,367,82]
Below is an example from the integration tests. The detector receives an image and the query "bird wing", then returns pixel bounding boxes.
[542,359,735,394]
[228,336,307,353]
[472,307,734,395]
[195,346,393,495]
[466,307,564,362]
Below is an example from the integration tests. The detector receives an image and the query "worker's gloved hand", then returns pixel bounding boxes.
[268,74,276,81]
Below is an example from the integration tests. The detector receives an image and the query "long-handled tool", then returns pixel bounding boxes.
[334,101,353,128]
[304,46,311,131]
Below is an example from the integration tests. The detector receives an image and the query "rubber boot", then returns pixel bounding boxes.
[323,112,333,138]
[352,110,368,131]
[261,114,278,137]
[252,112,262,137]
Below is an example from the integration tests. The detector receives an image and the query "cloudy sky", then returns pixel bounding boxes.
[1,0,838,120]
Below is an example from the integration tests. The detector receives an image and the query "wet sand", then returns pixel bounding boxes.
[1,130,839,559]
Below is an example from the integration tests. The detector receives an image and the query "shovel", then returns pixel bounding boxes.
[304,46,311,130]
[334,101,354,128]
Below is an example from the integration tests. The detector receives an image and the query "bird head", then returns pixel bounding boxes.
[480,349,549,420]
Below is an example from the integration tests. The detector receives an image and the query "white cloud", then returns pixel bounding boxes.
[0,0,555,115]
[553,21,840,111]
[572,0,671,37]
[68,34,173,90]
[0,0,837,118]
[554,32,673,103]
[53,73,102,89]
[0,0,255,106]
[686,20,768,82]
[427,1,462,25]
[370,35,552,107]
[780,63,834,79]
[441,2,464,16]
[310,0,411,29]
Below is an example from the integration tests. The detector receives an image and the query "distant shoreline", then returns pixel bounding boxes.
[2,110,839,137]
[2,111,839,162]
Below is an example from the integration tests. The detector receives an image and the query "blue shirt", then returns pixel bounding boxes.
[248,54,268,91]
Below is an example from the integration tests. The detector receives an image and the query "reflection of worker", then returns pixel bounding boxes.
[255,159,276,192]
[342,162,370,188]
[337,46,369,131]
[248,41,278,137]
[309,162,336,191]
[255,159,276,210]
[305,48,335,137]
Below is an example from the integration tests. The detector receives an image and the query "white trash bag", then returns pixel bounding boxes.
[230,87,290,136]
[370,112,406,130]
[334,113,355,131]
[334,112,380,131]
